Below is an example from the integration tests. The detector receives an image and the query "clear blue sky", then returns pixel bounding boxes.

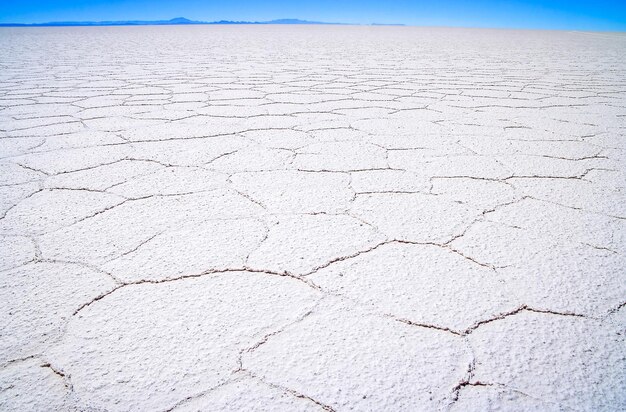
[1,0,625,31]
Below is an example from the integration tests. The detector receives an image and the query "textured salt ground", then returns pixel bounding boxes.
[0,25,625,411]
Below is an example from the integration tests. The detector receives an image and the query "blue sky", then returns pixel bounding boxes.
[1,0,625,31]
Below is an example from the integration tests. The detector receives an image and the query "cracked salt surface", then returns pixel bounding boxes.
[0,25,625,411]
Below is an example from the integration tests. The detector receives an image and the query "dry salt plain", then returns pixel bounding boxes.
[0,25,625,411]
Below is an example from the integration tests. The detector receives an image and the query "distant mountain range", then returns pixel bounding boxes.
[0,17,398,27]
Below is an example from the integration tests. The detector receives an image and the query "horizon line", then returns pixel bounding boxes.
[1,17,625,33]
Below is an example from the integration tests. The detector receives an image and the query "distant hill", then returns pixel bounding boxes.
[0,17,348,27]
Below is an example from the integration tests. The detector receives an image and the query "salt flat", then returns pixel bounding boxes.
[0,25,625,411]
